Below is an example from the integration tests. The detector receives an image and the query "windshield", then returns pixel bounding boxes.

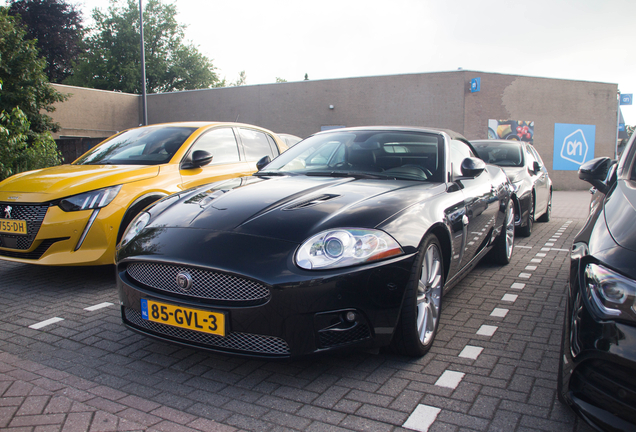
[259,130,444,182]
[473,141,524,167]
[74,126,198,165]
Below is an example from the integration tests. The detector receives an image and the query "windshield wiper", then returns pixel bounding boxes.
[305,171,391,180]
[252,171,291,177]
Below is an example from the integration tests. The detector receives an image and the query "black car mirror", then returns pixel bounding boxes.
[533,161,540,174]
[579,157,616,194]
[459,157,486,179]
[190,150,214,168]
[256,155,271,171]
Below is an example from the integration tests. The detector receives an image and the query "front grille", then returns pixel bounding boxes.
[318,323,371,348]
[0,203,49,250]
[0,238,68,260]
[124,307,290,356]
[571,359,636,424]
[126,262,270,303]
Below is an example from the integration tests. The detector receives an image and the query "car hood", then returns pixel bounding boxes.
[604,180,636,253]
[148,175,444,244]
[0,164,160,202]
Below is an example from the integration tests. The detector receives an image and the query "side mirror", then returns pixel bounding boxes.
[256,155,271,171]
[533,161,540,174]
[579,157,616,194]
[460,157,486,178]
[190,150,213,168]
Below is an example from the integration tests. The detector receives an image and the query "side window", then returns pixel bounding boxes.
[450,140,475,177]
[528,145,544,167]
[239,128,275,161]
[189,128,240,164]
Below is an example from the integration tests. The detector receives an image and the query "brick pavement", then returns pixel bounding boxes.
[0,191,596,431]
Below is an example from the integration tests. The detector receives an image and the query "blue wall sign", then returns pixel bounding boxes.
[620,94,633,105]
[553,123,596,170]
[470,78,480,93]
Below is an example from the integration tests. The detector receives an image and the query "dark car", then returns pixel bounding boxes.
[116,126,514,359]
[558,131,636,430]
[473,139,552,236]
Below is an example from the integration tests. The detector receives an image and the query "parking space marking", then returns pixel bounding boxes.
[490,308,509,317]
[530,258,542,263]
[511,282,525,289]
[84,302,114,311]
[519,272,532,278]
[536,252,547,257]
[525,265,537,270]
[516,245,532,249]
[459,345,483,359]
[545,242,554,246]
[477,325,498,336]
[29,317,64,329]
[501,294,518,302]
[403,404,441,432]
[435,371,465,389]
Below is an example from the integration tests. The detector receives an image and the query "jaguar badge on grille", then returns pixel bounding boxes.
[175,272,193,291]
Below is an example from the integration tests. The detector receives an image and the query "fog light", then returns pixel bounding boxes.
[345,311,356,322]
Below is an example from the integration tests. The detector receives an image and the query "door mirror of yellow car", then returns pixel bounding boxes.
[190,150,214,168]
[256,155,271,171]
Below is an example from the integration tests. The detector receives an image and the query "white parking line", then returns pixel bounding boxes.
[403,405,441,432]
[29,317,64,329]
[511,282,525,289]
[491,308,509,317]
[459,345,484,360]
[502,294,518,302]
[519,273,532,278]
[84,302,114,311]
[435,371,465,389]
[477,325,498,336]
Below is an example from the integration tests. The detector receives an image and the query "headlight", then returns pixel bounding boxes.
[296,228,403,270]
[120,211,150,246]
[584,263,636,322]
[59,185,122,212]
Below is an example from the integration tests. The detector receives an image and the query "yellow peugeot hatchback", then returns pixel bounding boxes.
[0,122,288,265]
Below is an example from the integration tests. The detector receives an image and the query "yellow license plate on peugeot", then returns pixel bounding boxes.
[141,299,226,336]
[0,219,27,235]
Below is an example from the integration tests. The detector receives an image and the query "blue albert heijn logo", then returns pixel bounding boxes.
[470,77,480,93]
[553,123,595,170]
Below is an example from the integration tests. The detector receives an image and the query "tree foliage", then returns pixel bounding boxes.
[0,9,63,180]
[8,0,84,83]
[67,0,222,93]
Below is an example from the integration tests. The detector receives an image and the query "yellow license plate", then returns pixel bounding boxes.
[0,219,27,235]
[141,299,226,337]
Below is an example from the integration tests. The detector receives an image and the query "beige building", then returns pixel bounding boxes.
[51,70,620,190]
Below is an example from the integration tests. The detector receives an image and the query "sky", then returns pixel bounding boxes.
[24,0,636,124]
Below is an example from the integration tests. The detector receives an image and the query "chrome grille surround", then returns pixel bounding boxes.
[126,262,270,302]
[0,203,49,250]
[124,307,290,356]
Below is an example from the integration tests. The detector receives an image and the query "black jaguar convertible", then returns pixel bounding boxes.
[116,127,514,358]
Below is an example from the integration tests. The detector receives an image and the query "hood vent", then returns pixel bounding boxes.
[284,194,340,210]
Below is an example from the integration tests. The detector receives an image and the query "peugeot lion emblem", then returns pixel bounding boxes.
[175,271,193,291]
[3,205,12,219]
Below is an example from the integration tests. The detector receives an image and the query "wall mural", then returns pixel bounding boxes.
[488,119,534,143]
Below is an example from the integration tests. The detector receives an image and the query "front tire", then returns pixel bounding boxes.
[517,194,533,237]
[537,191,552,222]
[490,198,515,265]
[392,234,444,357]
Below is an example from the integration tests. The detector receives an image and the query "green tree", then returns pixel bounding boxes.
[0,7,66,134]
[8,0,84,83]
[232,70,246,86]
[67,0,222,93]
[275,77,287,83]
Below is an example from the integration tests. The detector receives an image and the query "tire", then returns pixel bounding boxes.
[517,195,533,237]
[490,198,515,265]
[537,191,552,222]
[392,234,444,357]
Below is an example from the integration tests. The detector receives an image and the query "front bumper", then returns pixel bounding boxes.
[0,201,121,266]
[117,230,416,358]
[560,256,636,431]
